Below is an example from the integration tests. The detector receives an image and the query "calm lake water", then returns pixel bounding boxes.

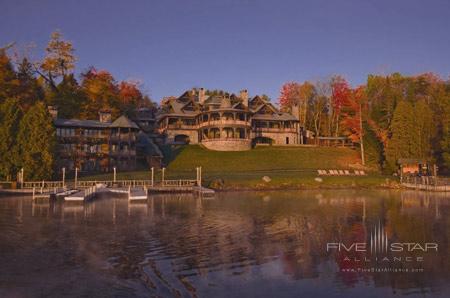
[0,190,449,298]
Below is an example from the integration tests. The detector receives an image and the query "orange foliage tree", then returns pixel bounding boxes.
[341,86,367,165]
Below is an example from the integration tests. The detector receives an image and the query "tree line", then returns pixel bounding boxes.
[278,74,449,174]
[1,30,449,180]
[0,31,154,180]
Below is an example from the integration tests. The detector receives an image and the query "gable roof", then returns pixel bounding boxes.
[110,115,139,129]
[54,119,110,128]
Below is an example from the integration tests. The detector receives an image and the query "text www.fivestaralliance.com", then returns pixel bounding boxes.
[341,268,424,273]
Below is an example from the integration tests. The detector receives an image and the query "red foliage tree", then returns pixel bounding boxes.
[119,81,143,106]
[341,86,367,164]
[278,82,298,108]
[331,76,351,115]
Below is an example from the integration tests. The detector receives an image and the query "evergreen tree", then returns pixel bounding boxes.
[47,74,85,118]
[16,57,44,109]
[440,101,450,173]
[17,102,56,180]
[413,101,434,158]
[0,98,22,180]
[385,101,415,172]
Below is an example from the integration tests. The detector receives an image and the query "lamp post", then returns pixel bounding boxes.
[62,167,66,188]
[162,168,165,184]
[20,168,24,188]
[151,167,154,187]
[75,167,78,189]
[113,167,116,183]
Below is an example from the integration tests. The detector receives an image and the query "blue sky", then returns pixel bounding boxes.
[1,0,449,102]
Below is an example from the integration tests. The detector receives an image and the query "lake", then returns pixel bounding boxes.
[0,190,449,297]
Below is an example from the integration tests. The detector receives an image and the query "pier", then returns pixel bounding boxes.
[128,186,148,200]
[401,176,450,192]
[3,167,215,201]
[65,186,100,202]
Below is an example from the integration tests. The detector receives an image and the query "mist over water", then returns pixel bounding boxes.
[0,190,449,297]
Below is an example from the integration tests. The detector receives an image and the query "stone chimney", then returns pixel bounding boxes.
[198,87,206,104]
[47,106,58,119]
[240,89,248,107]
[291,104,300,121]
[99,110,112,123]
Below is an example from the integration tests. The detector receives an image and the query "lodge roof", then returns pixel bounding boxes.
[54,119,110,128]
[54,115,139,129]
[398,158,431,164]
[110,115,140,129]
[158,88,299,122]
[252,112,297,121]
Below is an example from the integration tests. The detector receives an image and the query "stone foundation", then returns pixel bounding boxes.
[165,129,199,144]
[252,132,299,145]
[201,138,251,151]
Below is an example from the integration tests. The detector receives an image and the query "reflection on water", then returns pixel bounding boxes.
[0,190,449,297]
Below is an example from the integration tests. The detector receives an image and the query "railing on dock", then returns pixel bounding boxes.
[401,176,450,192]
[13,166,208,194]
[160,179,197,187]
[23,181,65,189]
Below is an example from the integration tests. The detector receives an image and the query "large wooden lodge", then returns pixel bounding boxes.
[157,88,305,151]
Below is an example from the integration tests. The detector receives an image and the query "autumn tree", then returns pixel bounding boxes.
[278,81,315,127]
[39,31,76,89]
[0,98,22,180]
[0,49,19,101]
[330,76,350,137]
[80,68,120,119]
[341,86,366,165]
[278,82,298,107]
[17,102,56,180]
[119,80,144,116]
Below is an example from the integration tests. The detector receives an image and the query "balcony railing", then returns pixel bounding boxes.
[253,127,297,133]
[201,137,251,142]
[110,149,136,156]
[199,119,250,127]
[110,134,136,142]
[166,124,197,129]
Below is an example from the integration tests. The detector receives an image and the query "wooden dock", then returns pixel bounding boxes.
[128,186,148,200]
[9,167,215,200]
[401,176,450,192]
[193,186,215,196]
[65,186,99,201]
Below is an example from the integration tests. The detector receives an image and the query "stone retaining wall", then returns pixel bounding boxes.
[165,129,199,144]
[252,131,299,145]
[201,139,251,151]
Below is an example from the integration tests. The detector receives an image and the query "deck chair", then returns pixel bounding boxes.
[344,170,350,175]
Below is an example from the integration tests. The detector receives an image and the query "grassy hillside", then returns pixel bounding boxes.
[164,145,361,173]
[82,145,393,190]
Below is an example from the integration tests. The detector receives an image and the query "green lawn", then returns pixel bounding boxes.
[163,145,360,172]
[81,145,396,190]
